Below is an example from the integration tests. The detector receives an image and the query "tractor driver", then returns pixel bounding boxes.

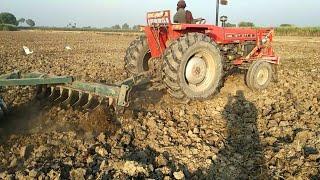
[174,1,205,24]
[173,0,194,24]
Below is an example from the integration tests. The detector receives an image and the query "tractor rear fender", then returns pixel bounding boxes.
[145,24,211,58]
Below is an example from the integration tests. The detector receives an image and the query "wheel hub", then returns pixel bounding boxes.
[185,56,207,85]
[256,68,269,85]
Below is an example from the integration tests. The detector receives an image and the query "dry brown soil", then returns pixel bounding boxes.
[0,31,319,179]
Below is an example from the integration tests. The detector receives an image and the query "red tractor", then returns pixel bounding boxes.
[124,10,279,102]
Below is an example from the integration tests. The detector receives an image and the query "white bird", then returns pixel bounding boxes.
[22,46,33,55]
[65,45,72,50]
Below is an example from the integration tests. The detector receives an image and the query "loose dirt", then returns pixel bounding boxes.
[0,31,319,179]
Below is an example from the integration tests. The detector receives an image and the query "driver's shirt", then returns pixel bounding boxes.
[174,8,187,23]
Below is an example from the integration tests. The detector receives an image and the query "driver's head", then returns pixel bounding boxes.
[177,0,187,9]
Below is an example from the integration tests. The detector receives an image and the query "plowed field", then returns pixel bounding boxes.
[0,31,319,179]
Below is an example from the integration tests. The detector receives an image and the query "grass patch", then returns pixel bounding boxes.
[275,27,320,37]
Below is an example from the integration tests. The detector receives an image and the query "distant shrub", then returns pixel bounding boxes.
[225,23,236,27]
[0,24,18,31]
[280,24,294,27]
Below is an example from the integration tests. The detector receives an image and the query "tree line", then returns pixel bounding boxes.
[0,11,298,30]
[102,23,140,30]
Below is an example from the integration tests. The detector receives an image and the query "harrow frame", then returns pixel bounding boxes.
[0,71,73,86]
[0,71,152,116]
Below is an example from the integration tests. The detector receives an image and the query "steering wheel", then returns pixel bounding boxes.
[195,18,206,24]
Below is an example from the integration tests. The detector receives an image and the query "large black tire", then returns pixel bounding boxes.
[246,60,273,91]
[124,35,152,76]
[162,33,223,102]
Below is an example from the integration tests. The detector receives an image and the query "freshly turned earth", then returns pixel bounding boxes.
[0,31,319,179]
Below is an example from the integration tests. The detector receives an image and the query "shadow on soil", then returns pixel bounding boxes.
[209,90,269,179]
[0,100,43,141]
[119,90,269,179]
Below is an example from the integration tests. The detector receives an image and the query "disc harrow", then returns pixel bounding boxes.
[36,84,115,111]
[0,97,7,118]
[0,70,152,118]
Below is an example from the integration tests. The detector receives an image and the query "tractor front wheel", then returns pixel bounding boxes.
[246,60,273,91]
[124,35,152,76]
[162,33,223,102]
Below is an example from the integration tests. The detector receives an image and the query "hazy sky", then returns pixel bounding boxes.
[0,0,319,27]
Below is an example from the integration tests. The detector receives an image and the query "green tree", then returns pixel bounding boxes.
[0,12,18,26]
[111,24,121,30]
[238,21,255,27]
[26,19,35,27]
[122,23,130,30]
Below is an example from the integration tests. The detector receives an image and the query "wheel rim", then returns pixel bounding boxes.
[256,67,269,86]
[184,50,217,93]
[185,56,207,85]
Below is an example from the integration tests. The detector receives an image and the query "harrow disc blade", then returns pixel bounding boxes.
[0,98,7,118]
[0,108,3,118]
[91,97,105,111]
[36,85,51,99]
[72,92,88,108]
[34,84,120,113]
[82,94,100,110]
[61,89,79,108]
[48,87,61,101]
[53,88,69,104]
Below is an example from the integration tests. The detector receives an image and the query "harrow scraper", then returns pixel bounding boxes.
[0,70,152,118]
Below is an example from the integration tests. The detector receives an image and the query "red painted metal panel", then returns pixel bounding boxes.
[144,27,168,58]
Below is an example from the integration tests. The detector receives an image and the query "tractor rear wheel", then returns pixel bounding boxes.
[124,35,152,76]
[246,60,273,91]
[162,33,223,102]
